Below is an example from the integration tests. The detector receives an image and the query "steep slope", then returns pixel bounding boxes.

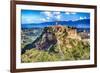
[21,25,90,62]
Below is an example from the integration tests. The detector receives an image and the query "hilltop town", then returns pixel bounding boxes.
[21,25,90,62]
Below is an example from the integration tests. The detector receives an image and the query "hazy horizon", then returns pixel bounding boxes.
[21,10,90,28]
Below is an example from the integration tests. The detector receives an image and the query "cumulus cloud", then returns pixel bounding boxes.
[72,19,78,21]
[40,18,47,22]
[65,12,70,15]
[41,11,61,21]
[56,15,61,20]
[46,17,50,20]
[84,16,87,19]
[80,16,87,20]
[53,12,61,20]
[65,12,76,15]
[71,12,76,14]
[80,17,84,20]
[41,11,52,17]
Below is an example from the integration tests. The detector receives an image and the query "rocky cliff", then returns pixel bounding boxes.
[21,25,90,62]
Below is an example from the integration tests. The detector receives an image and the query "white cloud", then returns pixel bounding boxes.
[56,15,61,20]
[80,17,84,20]
[52,12,61,20]
[72,19,78,21]
[41,11,52,17]
[84,16,87,19]
[65,12,70,15]
[46,17,50,20]
[80,16,87,20]
[26,19,33,22]
[41,18,47,21]
[65,12,76,15]
[41,11,61,21]
[71,12,76,14]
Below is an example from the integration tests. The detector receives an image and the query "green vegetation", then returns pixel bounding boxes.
[21,39,90,63]
[21,26,90,63]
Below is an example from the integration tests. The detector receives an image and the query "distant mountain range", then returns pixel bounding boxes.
[21,19,90,29]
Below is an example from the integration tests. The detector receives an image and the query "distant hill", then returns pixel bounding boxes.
[21,19,90,29]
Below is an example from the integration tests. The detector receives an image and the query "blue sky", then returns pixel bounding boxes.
[21,10,90,24]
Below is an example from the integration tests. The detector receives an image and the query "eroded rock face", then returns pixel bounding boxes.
[21,27,57,54]
[34,31,57,50]
[21,25,82,54]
